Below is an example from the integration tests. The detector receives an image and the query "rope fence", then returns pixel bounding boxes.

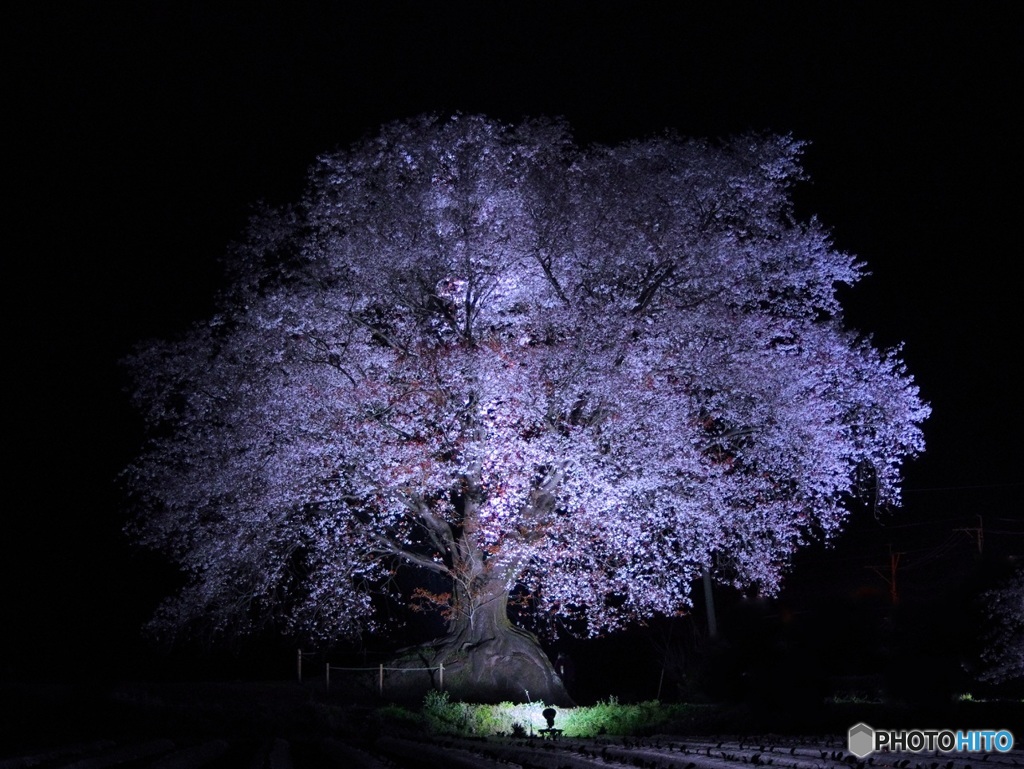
[325,662,444,694]
[298,649,444,695]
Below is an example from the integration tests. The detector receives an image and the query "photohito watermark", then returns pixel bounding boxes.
[847,723,1015,758]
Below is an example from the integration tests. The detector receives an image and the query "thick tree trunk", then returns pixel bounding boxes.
[430,579,572,705]
[391,533,573,705]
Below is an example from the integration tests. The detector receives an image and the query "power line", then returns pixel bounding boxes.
[904,481,1024,493]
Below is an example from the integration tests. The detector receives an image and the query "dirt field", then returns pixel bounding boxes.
[1,681,1020,769]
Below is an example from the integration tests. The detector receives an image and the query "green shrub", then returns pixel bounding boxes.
[409,693,704,738]
[560,698,671,737]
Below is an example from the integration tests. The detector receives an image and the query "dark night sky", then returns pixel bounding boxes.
[5,3,1022,683]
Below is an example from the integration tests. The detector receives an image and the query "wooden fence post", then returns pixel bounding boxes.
[325,662,330,692]
[439,662,444,692]
[379,663,384,696]
[297,649,302,682]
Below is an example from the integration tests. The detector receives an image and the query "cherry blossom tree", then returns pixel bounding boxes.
[977,567,1024,685]
[123,114,929,703]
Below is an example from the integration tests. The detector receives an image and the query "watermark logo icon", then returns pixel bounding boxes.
[848,723,875,758]
[848,723,1015,757]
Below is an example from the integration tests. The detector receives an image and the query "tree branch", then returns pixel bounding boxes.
[346,311,415,356]
[699,426,758,452]
[371,533,452,577]
[395,491,457,557]
[633,263,675,314]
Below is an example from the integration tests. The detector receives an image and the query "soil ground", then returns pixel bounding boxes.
[1,680,1020,768]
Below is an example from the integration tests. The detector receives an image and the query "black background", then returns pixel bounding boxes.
[5,3,1022,696]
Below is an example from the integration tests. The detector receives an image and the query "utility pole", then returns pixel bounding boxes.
[866,545,903,605]
[954,515,984,555]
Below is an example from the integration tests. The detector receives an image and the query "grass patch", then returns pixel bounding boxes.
[387,690,717,738]
[373,691,1024,739]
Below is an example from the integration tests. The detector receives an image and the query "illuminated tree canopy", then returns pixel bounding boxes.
[123,114,928,703]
